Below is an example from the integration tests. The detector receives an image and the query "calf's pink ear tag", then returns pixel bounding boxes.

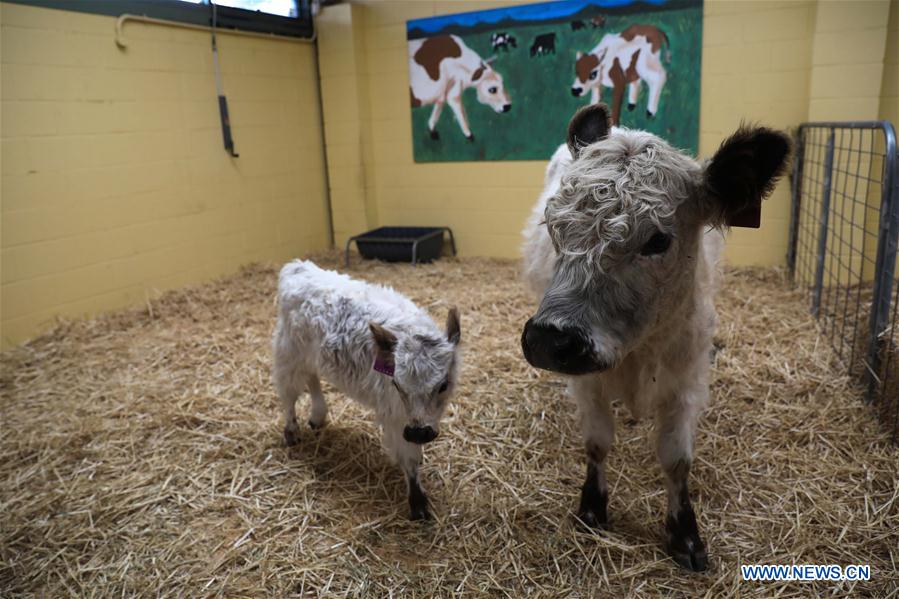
[727,202,762,228]
[373,357,395,377]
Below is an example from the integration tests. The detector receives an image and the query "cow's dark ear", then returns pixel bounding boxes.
[567,103,611,158]
[703,125,791,227]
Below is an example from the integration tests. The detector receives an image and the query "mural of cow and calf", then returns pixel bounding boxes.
[406,0,702,162]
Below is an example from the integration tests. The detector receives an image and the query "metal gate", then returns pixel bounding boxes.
[787,121,899,441]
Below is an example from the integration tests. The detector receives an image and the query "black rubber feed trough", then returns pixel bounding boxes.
[345,227,456,267]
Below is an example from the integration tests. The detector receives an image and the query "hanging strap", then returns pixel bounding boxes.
[211,2,238,157]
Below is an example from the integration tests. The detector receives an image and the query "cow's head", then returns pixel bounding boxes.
[472,59,511,113]
[370,308,462,444]
[521,104,790,375]
[571,49,605,97]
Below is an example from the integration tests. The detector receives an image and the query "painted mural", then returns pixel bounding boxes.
[407,0,703,162]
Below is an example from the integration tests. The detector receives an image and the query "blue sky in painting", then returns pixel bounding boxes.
[407,0,672,34]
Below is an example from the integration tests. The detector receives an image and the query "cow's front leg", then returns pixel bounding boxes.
[657,391,708,571]
[446,88,473,141]
[571,376,613,529]
[383,422,429,520]
[428,101,444,140]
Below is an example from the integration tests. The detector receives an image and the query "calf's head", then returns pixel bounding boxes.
[473,61,512,113]
[370,308,462,444]
[571,50,604,97]
[522,104,790,375]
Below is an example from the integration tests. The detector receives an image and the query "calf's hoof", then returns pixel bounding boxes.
[409,483,430,521]
[576,507,608,530]
[667,539,708,572]
[646,110,655,119]
[284,425,300,446]
[466,133,475,143]
[666,515,708,571]
[410,504,431,521]
[627,102,636,111]
[429,129,439,140]
[577,481,608,530]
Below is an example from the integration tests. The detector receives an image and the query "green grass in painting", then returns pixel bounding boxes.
[411,6,703,162]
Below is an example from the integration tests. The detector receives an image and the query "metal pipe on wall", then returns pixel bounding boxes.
[114,13,316,49]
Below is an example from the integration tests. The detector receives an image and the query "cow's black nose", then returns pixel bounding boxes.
[502,104,511,113]
[571,87,582,97]
[521,318,603,375]
[403,425,438,445]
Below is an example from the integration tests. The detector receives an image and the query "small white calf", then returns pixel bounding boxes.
[409,34,511,141]
[521,105,790,570]
[272,260,461,520]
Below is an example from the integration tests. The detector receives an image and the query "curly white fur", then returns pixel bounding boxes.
[523,129,724,557]
[519,102,795,569]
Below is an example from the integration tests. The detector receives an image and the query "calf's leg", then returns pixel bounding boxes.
[627,81,639,110]
[656,391,708,571]
[305,373,328,430]
[383,422,429,520]
[571,376,614,529]
[643,62,667,117]
[446,84,472,140]
[428,101,444,139]
[273,328,303,446]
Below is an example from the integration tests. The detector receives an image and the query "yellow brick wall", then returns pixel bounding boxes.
[880,0,899,125]
[808,0,892,121]
[701,0,818,266]
[0,2,331,347]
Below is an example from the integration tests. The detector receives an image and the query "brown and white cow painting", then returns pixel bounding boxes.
[409,34,512,141]
[571,24,669,125]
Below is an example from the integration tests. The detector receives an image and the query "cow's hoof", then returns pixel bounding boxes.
[576,508,608,530]
[466,134,475,142]
[628,102,636,111]
[429,129,439,140]
[668,540,709,572]
[284,425,300,446]
[647,110,655,119]
[666,515,708,572]
[410,504,431,521]
[577,482,608,530]
[307,419,324,431]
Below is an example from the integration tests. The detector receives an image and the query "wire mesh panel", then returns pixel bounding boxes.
[788,121,898,441]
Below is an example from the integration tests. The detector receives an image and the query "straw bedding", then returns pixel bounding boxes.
[1,252,897,597]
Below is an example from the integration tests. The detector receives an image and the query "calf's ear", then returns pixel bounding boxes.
[446,307,461,345]
[567,103,611,158]
[369,321,398,365]
[369,322,397,351]
[703,126,791,227]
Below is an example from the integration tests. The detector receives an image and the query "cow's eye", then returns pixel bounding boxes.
[488,86,498,94]
[589,71,598,80]
[640,232,672,256]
